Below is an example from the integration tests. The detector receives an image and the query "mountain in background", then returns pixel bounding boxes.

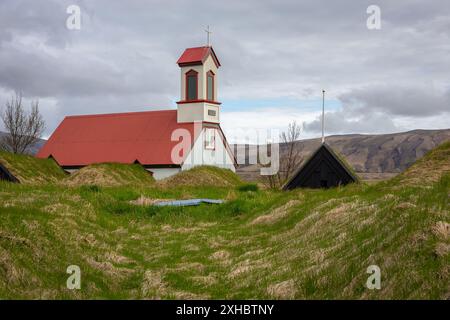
[0,131,46,155]
[233,129,450,181]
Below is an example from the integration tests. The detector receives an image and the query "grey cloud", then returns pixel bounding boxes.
[303,110,399,135]
[0,0,449,137]
[339,85,450,117]
[0,0,75,47]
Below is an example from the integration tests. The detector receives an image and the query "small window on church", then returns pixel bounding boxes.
[207,71,214,101]
[208,109,216,117]
[186,70,198,101]
[205,128,215,150]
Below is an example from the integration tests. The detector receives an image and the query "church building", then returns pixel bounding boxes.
[37,46,236,179]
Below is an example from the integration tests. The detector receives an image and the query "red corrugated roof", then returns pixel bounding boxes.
[177,46,221,67]
[36,110,199,166]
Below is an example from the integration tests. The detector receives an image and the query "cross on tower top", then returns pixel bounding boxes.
[205,25,212,47]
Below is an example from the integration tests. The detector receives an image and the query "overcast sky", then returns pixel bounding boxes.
[0,0,449,143]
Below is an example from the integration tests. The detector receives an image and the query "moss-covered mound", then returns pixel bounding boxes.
[395,140,450,186]
[0,151,66,184]
[64,163,155,187]
[159,166,242,188]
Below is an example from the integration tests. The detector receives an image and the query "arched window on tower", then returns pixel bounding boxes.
[186,69,198,101]
[207,70,215,101]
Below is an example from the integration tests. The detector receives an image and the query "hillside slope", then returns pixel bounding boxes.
[395,141,450,186]
[235,129,450,181]
[0,143,448,299]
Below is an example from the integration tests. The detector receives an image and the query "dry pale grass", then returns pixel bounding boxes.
[0,247,23,285]
[191,274,218,286]
[250,200,301,225]
[0,230,33,248]
[160,224,203,234]
[63,163,154,187]
[1,195,42,208]
[130,196,174,206]
[228,258,272,279]
[172,291,209,299]
[184,244,200,252]
[172,262,206,273]
[104,251,134,264]
[210,250,231,265]
[159,222,216,234]
[139,262,214,299]
[85,256,134,279]
[432,221,450,240]
[267,279,296,299]
[228,264,253,278]
[142,270,167,299]
[64,166,122,186]
[394,202,417,210]
[42,203,72,214]
[434,243,450,257]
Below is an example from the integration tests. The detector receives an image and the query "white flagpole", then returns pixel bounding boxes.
[322,89,325,144]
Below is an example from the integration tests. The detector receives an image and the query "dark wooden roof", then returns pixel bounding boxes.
[282,143,359,190]
[0,162,19,183]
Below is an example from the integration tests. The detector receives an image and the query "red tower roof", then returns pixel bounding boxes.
[177,46,221,67]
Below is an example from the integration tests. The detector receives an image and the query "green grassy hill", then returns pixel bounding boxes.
[63,163,155,187]
[0,152,66,184]
[0,144,448,299]
[158,165,242,188]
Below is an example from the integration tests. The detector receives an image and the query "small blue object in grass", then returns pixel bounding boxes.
[154,199,225,207]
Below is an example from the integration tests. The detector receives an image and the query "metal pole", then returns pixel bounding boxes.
[322,89,325,144]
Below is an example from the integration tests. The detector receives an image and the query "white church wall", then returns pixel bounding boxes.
[182,127,235,172]
[177,102,219,123]
[177,102,206,123]
[147,167,181,180]
[203,103,220,123]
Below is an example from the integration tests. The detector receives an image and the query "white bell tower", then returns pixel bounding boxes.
[176,46,221,123]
